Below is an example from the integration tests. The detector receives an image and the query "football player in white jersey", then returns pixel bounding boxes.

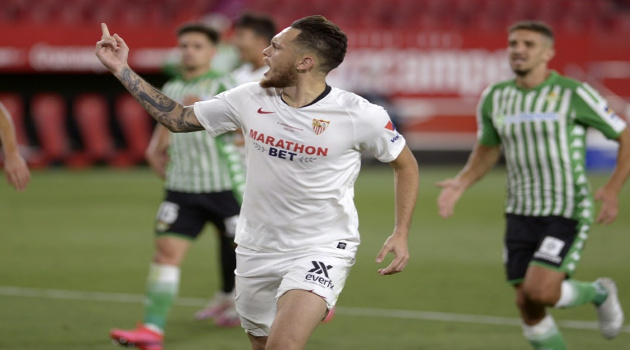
[96,15,419,350]
[231,13,276,85]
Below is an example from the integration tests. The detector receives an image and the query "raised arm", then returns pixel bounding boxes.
[95,23,202,133]
[375,146,419,276]
[594,127,630,224]
[436,142,501,218]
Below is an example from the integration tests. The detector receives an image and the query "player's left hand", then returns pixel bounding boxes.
[95,23,129,74]
[436,178,465,218]
[375,233,409,276]
[4,152,30,191]
[595,187,619,225]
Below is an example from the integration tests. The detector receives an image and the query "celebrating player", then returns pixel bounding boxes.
[109,23,245,350]
[437,21,628,350]
[96,15,419,350]
[0,101,30,191]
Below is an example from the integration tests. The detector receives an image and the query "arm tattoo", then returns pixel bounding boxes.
[118,68,203,132]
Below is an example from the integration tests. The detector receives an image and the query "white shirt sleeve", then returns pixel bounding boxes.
[193,84,251,137]
[355,103,406,163]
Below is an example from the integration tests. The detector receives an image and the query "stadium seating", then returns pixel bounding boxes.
[1,0,629,32]
[30,93,90,167]
[112,94,153,167]
[0,93,47,168]
[73,93,115,165]
[2,0,629,168]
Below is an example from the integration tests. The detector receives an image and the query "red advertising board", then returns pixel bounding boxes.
[2,23,629,149]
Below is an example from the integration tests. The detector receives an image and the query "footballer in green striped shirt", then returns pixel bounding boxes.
[438,20,629,350]
[110,23,245,349]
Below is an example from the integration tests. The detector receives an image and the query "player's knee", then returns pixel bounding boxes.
[521,284,559,306]
[515,288,528,309]
[152,249,184,265]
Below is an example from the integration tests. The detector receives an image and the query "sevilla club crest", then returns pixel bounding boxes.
[312,119,330,135]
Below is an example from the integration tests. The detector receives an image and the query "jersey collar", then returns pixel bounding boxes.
[280,85,332,108]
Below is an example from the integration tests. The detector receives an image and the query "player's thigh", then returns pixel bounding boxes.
[267,290,327,349]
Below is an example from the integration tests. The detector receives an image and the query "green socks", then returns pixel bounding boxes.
[554,279,608,308]
[521,279,610,349]
[522,314,567,350]
[143,263,180,332]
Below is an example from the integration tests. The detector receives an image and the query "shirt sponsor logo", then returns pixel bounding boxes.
[503,112,559,124]
[249,128,329,163]
[312,119,330,135]
[533,236,565,264]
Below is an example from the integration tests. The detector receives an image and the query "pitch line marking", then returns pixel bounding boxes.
[0,286,627,333]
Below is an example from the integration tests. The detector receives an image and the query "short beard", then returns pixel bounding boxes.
[260,65,298,89]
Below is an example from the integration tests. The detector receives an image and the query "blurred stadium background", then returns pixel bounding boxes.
[1,0,630,349]
[1,0,630,167]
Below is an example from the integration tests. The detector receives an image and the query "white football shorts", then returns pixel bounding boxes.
[234,245,355,337]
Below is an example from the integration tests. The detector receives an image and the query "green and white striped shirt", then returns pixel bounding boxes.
[477,71,626,223]
[162,71,239,193]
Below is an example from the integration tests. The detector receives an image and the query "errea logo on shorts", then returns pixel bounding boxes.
[305,261,334,289]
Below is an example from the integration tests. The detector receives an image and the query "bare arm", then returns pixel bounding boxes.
[436,142,501,218]
[117,68,202,132]
[95,23,202,133]
[375,146,419,276]
[594,127,630,224]
[0,102,30,191]
[145,124,171,179]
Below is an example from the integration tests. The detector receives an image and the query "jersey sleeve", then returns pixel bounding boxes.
[193,84,249,137]
[476,86,501,146]
[573,83,627,139]
[355,103,406,163]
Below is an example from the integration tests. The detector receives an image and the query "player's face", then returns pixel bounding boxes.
[507,29,554,77]
[178,32,216,71]
[260,27,299,88]
[234,27,263,64]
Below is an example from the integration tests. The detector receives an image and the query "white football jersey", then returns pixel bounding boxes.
[231,63,268,85]
[193,82,405,254]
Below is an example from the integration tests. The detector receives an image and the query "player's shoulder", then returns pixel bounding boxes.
[486,79,515,92]
[229,82,278,96]
[328,87,386,115]
[549,72,582,90]
[221,82,280,104]
[478,79,514,102]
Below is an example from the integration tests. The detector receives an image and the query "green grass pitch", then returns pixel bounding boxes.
[0,165,628,349]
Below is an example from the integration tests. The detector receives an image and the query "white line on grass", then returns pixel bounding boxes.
[0,286,628,333]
